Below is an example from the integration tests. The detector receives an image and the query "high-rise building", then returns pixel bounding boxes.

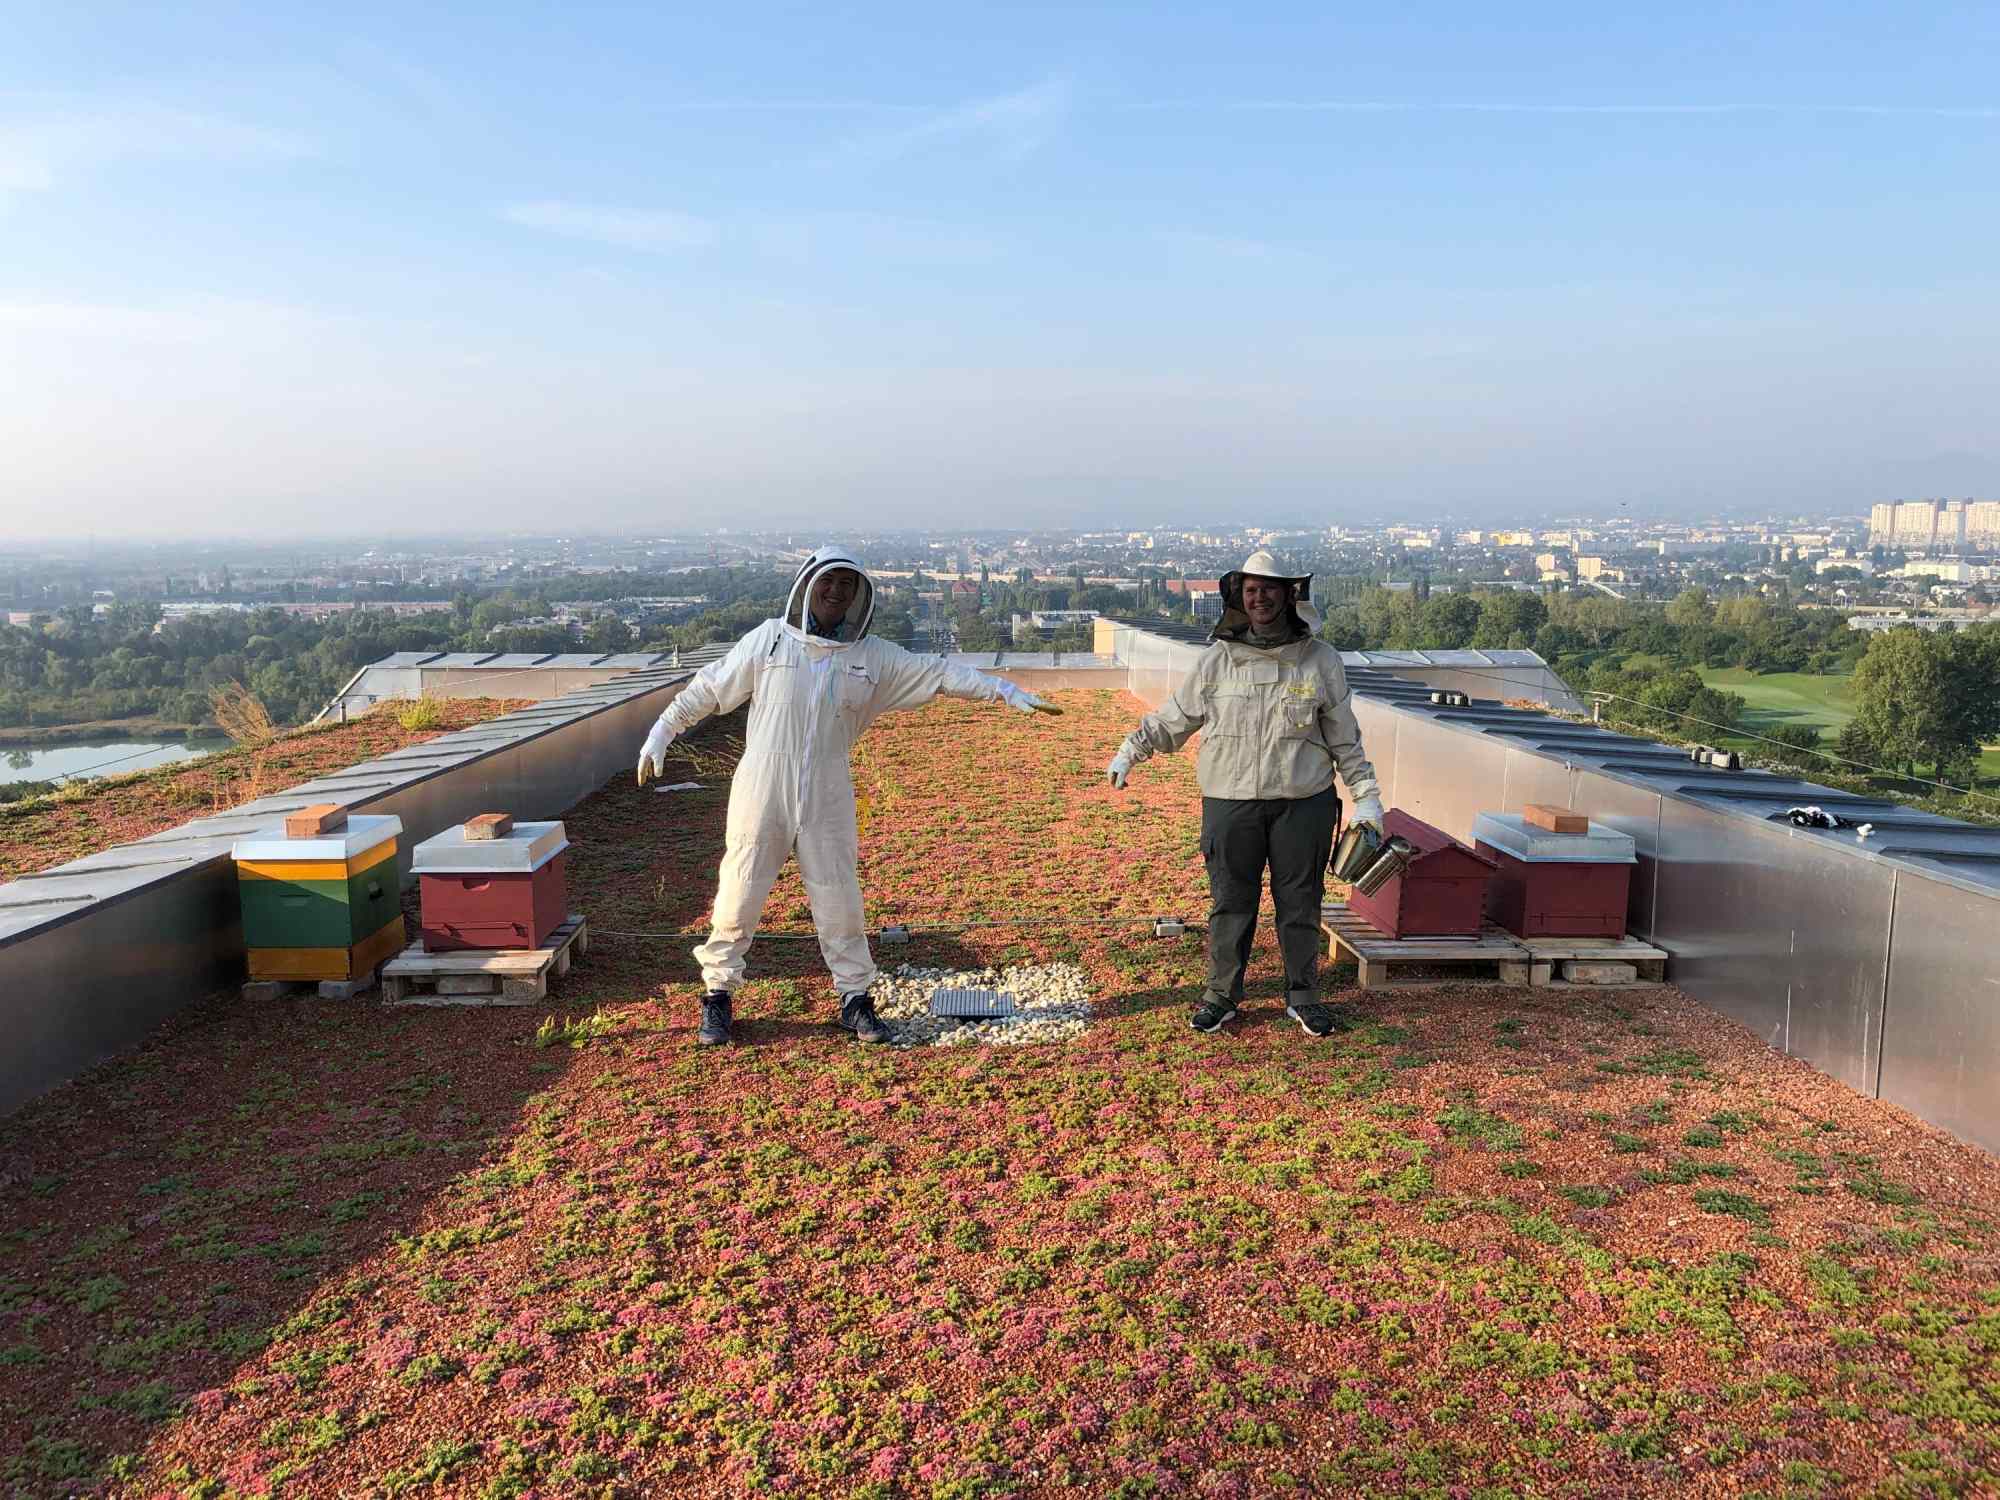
[1872,498,1989,552]
[1893,500,1943,550]
[1940,501,1967,550]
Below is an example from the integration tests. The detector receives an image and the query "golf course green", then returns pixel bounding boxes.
[1697,666,1857,732]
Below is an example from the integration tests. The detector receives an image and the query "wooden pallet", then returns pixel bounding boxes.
[1322,902,1528,989]
[380,915,588,1006]
[1510,933,1669,987]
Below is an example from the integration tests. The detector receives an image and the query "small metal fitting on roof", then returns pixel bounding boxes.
[1153,917,1186,938]
[879,924,911,945]
[930,987,1016,1019]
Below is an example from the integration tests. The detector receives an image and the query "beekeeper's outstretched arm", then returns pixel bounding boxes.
[868,640,1058,718]
[1106,656,1208,789]
[637,623,771,784]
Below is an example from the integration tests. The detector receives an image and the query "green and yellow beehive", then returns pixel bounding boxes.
[231,808,405,981]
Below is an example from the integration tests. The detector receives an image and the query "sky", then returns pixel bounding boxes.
[3,1,1998,538]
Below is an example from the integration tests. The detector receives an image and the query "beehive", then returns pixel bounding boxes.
[1344,809,1498,938]
[1472,812,1638,938]
[412,818,571,952]
[231,814,405,981]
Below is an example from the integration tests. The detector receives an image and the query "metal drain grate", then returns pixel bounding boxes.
[929,987,1018,1020]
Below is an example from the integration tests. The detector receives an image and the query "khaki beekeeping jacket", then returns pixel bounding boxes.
[1117,633,1379,804]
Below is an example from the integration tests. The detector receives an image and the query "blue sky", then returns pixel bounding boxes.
[3,1,1997,536]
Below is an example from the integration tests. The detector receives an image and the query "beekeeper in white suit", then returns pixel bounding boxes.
[638,547,1058,1046]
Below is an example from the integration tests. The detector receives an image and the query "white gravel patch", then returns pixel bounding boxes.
[874,962,1094,1048]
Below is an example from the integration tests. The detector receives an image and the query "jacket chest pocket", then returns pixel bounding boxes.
[1208,664,1280,736]
[756,657,800,703]
[835,663,876,715]
[1279,678,1322,736]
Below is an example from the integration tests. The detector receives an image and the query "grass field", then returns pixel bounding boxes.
[1696,666,2000,786]
[1696,666,1858,732]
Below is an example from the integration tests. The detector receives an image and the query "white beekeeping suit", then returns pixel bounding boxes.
[645,547,1048,1000]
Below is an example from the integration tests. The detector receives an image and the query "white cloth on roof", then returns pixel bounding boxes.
[651,546,1011,996]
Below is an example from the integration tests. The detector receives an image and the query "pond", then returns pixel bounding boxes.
[1,738,216,788]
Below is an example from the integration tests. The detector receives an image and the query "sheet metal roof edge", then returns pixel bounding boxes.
[1359,690,2000,902]
[0,842,237,947]
[0,670,694,947]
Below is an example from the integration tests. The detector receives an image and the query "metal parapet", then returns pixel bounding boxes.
[0,672,690,1117]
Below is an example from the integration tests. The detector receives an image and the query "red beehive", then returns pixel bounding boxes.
[1345,809,1497,938]
[412,817,571,951]
[1472,812,1637,938]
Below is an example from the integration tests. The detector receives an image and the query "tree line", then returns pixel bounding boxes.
[1313,582,1997,789]
[9,574,1996,792]
[0,568,805,731]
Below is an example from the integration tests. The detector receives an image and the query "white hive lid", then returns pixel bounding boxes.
[1471,811,1636,864]
[411,820,569,874]
[231,813,403,864]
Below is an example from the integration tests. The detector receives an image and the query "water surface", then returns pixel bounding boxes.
[1,739,214,787]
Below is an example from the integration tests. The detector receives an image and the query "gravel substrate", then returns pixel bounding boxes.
[873,961,1094,1046]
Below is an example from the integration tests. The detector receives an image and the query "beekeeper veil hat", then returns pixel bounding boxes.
[784,547,877,643]
[1214,549,1321,640]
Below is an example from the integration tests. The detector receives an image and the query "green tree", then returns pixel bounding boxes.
[1851,629,1960,775]
[1319,607,1366,652]
[1470,592,1547,650]
[584,615,633,653]
[1415,593,1481,650]
[1714,594,1771,632]
[1665,587,1715,628]
[1762,725,1825,768]
[1832,720,1882,772]
[1639,669,1744,737]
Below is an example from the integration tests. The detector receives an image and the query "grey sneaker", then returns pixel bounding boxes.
[697,992,733,1047]
[1189,996,1238,1033]
[1285,1000,1347,1037]
[838,993,892,1045]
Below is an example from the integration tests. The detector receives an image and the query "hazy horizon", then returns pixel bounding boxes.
[5,2,1998,540]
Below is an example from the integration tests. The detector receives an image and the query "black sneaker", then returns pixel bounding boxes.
[697,991,733,1047]
[1285,1000,1348,1037]
[1189,996,1238,1033]
[838,993,892,1045]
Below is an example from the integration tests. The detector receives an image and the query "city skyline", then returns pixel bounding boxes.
[4,2,1999,538]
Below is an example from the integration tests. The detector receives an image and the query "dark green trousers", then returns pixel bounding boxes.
[1200,784,1340,1005]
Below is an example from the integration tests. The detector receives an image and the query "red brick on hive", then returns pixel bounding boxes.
[1345,808,1497,938]
[1522,803,1587,835]
[284,803,347,838]
[1473,811,1637,938]
[411,819,571,951]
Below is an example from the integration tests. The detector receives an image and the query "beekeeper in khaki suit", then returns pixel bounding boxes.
[638,547,1056,1047]
[1107,552,1382,1036]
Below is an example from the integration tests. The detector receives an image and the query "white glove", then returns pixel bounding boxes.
[1351,792,1385,828]
[1107,752,1133,790]
[637,718,677,786]
[996,681,1055,715]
